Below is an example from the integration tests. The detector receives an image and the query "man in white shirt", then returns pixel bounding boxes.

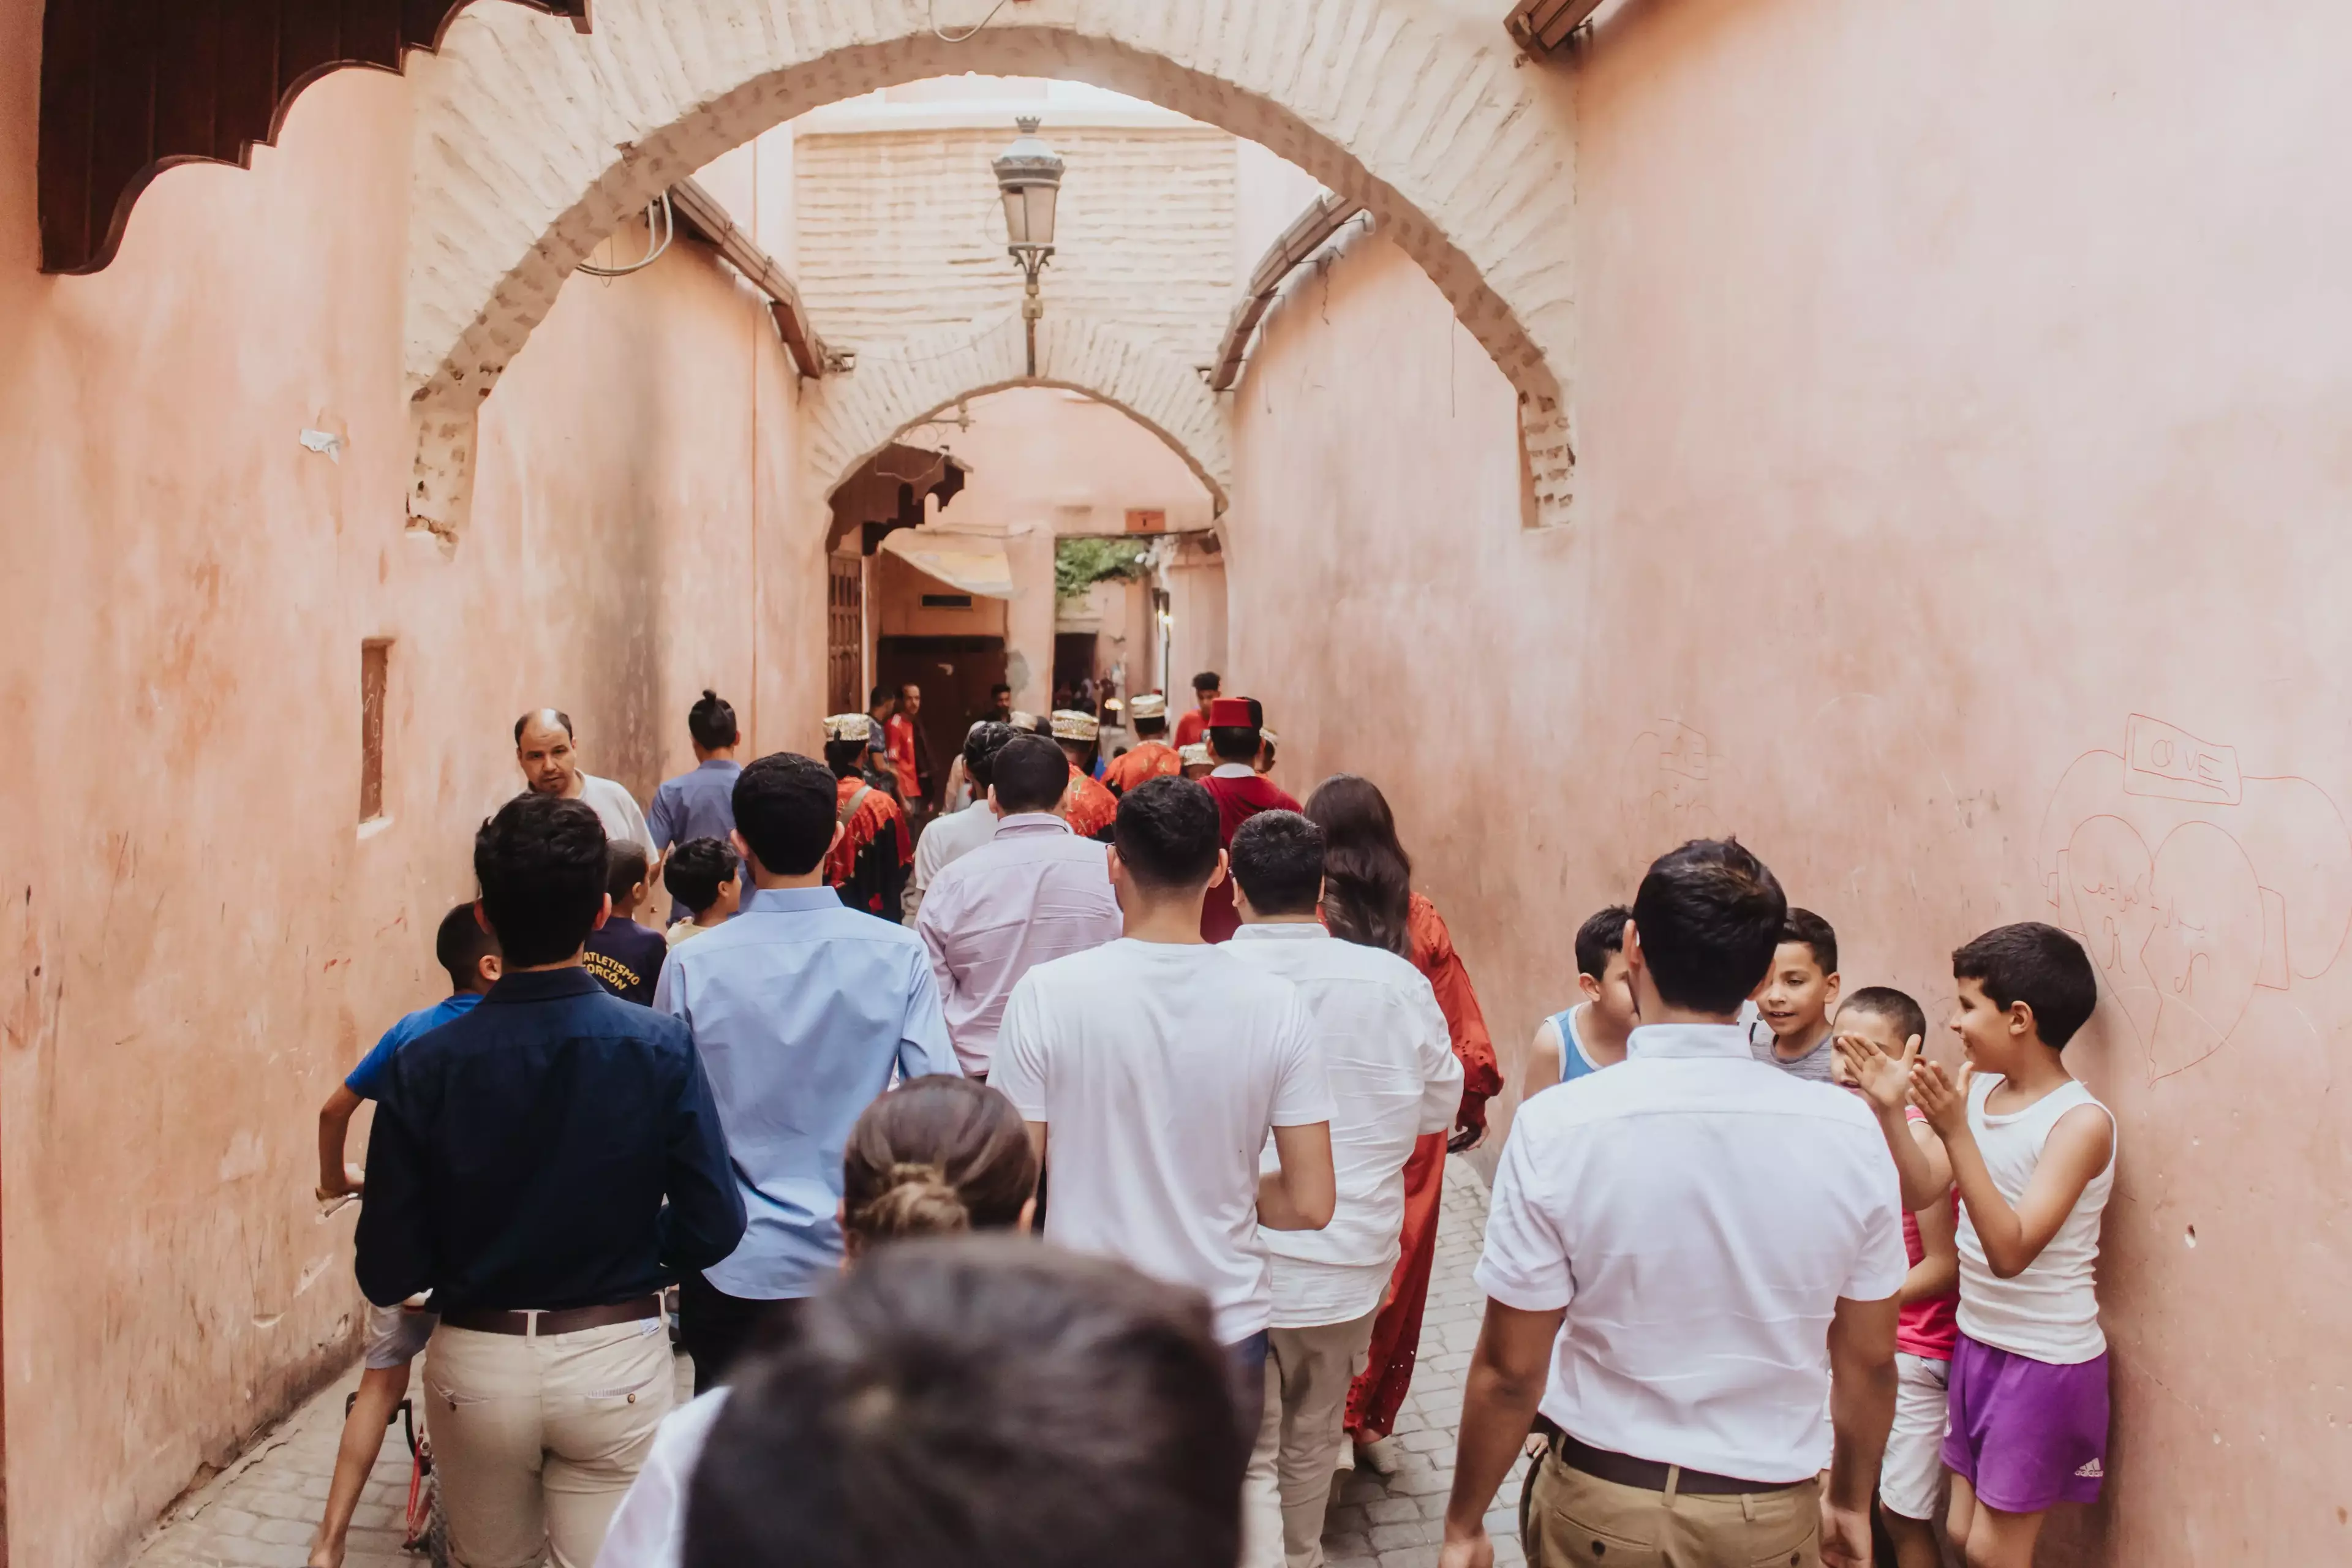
[1224,812,1461,1568]
[1438,839,1905,1568]
[993,775,1339,1442]
[514,708,659,863]
[902,721,1015,924]
[917,734,1123,1079]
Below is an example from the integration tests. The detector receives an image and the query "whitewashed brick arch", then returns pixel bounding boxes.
[806,312,1232,513]
[402,0,1580,535]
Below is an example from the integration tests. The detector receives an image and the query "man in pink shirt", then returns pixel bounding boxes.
[915,733,1124,1079]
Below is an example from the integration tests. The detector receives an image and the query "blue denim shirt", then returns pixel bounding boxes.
[356,967,745,1313]
[647,759,742,853]
[654,886,957,1298]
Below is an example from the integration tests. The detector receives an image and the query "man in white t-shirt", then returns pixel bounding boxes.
[1438,839,1905,1568]
[1223,811,1461,1568]
[993,775,1338,1444]
[514,708,658,863]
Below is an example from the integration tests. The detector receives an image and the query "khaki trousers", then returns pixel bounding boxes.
[423,1318,676,1568]
[1525,1449,1821,1568]
[1242,1311,1379,1568]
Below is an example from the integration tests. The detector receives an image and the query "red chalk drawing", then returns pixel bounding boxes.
[2038,715,2352,1084]
[1620,721,1732,856]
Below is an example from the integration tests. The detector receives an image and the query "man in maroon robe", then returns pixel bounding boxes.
[1197,695,1300,942]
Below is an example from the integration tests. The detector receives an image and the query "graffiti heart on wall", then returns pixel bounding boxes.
[2038,715,2352,1084]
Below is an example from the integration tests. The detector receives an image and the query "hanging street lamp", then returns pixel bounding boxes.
[992,116,1065,377]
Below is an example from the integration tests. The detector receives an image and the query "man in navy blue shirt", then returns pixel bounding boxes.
[356,793,744,1568]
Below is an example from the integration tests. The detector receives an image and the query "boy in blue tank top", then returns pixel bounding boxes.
[1521,905,1638,1100]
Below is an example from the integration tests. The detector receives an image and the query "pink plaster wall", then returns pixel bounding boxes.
[0,28,818,1563]
[1226,4,2352,1555]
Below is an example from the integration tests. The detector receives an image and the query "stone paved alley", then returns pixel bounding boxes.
[127,1158,1523,1568]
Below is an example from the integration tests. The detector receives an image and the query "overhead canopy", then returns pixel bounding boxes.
[880,530,1015,600]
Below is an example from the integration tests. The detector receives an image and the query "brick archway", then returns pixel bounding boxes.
[805,311,1232,517]
[401,0,1579,535]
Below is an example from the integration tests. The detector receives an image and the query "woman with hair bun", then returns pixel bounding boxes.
[595,1077,1038,1568]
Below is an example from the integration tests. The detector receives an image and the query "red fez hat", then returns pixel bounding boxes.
[1208,696,1259,728]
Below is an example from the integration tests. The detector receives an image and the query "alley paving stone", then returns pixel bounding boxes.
[128,1158,1518,1568]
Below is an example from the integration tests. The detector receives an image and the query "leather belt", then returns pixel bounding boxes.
[442,1296,663,1338]
[1550,1431,1797,1498]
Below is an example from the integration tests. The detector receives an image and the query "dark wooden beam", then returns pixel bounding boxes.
[666,175,833,379]
[37,0,592,274]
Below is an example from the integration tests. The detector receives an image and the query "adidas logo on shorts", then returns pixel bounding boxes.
[2073,1459,2104,1479]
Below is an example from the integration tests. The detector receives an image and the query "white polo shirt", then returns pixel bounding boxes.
[993,940,1335,1343]
[1228,923,1463,1328]
[1476,1022,1905,1483]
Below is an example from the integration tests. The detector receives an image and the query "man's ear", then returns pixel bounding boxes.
[1205,847,1230,890]
[590,892,613,933]
[829,820,847,857]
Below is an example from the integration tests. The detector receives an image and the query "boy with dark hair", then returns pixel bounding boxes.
[307,903,499,1568]
[1174,670,1221,750]
[658,751,955,1389]
[1752,907,1843,1082]
[1524,904,1638,1097]
[1907,924,2114,1568]
[355,795,744,1568]
[1196,696,1302,943]
[1444,839,1903,1568]
[907,720,1017,924]
[685,1240,1250,1568]
[1832,987,1958,1568]
[822,714,914,919]
[994,777,1337,1445]
[663,837,742,949]
[1225,812,1459,1568]
[585,843,668,1005]
[918,733,1121,1079]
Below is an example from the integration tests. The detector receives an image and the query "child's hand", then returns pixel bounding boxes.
[1834,1033,1918,1117]
[1908,1058,1973,1137]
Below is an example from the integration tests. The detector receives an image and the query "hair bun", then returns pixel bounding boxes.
[851,1161,971,1242]
[701,688,720,703]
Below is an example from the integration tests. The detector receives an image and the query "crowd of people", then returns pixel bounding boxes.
[306,679,2117,1568]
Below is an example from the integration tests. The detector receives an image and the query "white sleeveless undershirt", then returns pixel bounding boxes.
[1953,1072,2116,1364]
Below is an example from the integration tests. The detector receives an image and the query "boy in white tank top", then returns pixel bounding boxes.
[1907,922,2116,1568]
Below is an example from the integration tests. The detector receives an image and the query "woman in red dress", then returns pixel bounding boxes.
[1303,775,1502,1458]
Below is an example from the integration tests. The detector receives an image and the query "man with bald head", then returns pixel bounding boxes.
[514,709,659,865]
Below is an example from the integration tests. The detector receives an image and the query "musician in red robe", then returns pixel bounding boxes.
[1050,709,1120,840]
[822,714,913,919]
[1102,693,1182,794]
[1302,774,1502,1466]
[1197,696,1300,942]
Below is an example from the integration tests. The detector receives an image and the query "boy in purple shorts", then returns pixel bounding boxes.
[1909,923,2116,1568]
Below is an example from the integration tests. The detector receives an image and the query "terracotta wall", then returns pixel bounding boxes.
[1226,2,2352,1558]
[0,41,818,1568]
